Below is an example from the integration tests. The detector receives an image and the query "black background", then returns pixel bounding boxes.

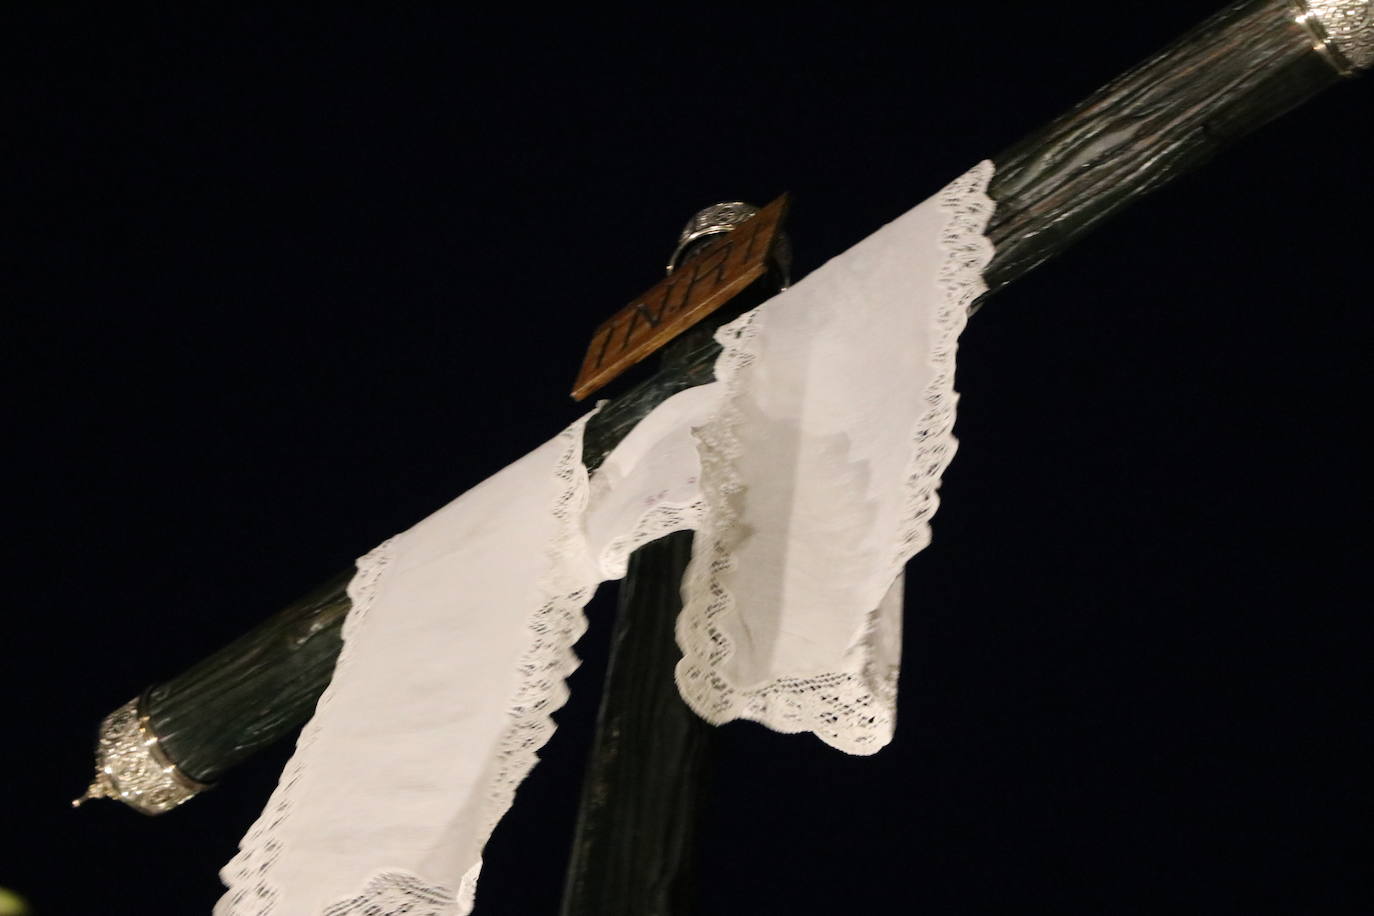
[3,3,1369,913]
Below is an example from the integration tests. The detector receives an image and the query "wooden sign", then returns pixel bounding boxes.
[571,194,789,401]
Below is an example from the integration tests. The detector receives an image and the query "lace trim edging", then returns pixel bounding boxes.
[597,497,707,580]
[215,537,406,916]
[449,411,599,914]
[217,413,599,916]
[673,160,995,756]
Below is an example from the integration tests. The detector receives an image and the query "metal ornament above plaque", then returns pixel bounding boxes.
[571,193,789,401]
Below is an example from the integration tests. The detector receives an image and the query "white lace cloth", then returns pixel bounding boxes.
[216,161,993,915]
[675,162,993,752]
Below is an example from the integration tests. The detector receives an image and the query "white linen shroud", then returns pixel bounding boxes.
[215,392,718,916]
[216,420,602,916]
[676,161,993,753]
[216,161,993,915]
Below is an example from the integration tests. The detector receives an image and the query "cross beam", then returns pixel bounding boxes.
[74,9,1369,912]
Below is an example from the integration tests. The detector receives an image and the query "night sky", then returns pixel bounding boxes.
[5,3,1370,913]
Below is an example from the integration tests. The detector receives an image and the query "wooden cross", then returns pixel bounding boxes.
[74,1,1370,913]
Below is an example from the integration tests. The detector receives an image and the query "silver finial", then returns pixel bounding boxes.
[1295,0,1374,73]
[72,697,208,815]
[665,201,792,287]
[666,202,761,275]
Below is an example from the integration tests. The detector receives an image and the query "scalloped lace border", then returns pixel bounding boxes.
[217,415,597,916]
[673,160,995,755]
[215,535,398,916]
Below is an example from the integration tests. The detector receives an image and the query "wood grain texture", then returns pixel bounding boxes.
[982,0,1342,293]
[557,532,713,916]
[146,572,351,784]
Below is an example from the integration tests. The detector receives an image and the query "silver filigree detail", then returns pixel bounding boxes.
[1295,0,1374,73]
[666,201,760,275]
[72,696,208,815]
[665,201,793,287]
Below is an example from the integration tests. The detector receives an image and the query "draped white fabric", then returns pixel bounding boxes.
[675,161,993,752]
[217,161,994,915]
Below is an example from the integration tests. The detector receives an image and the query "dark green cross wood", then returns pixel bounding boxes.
[139,0,1354,786]
[90,0,1364,912]
[557,532,707,916]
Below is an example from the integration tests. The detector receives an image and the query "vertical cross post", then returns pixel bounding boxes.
[559,238,786,915]
[557,530,710,915]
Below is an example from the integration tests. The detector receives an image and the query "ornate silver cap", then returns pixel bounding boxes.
[666,202,759,275]
[72,696,208,815]
[1295,0,1373,74]
[665,201,792,286]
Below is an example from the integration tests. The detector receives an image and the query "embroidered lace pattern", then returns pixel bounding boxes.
[321,873,457,916]
[888,161,994,576]
[674,161,995,755]
[215,538,402,916]
[597,497,707,580]
[447,414,598,912]
[217,415,598,916]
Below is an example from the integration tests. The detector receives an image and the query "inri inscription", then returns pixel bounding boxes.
[571,193,789,401]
